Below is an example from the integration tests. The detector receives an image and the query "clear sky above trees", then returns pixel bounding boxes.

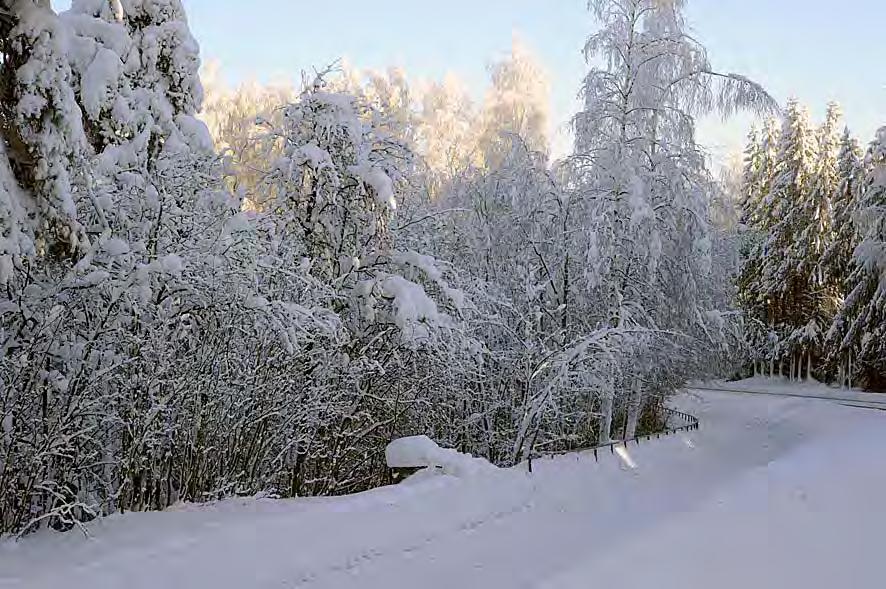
[51,0,884,163]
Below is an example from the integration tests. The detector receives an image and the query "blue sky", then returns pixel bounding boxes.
[54,0,884,163]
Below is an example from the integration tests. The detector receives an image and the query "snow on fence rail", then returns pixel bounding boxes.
[527,407,699,471]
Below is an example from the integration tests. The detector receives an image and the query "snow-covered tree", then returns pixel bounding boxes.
[416,74,481,195]
[832,127,886,389]
[2,0,90,258]
[199,64,296,208]
[735,100,883,385]
[822,129,864,384]
[823,129,864,297]
[0,0,273,534]
[571,0,775,441]
[422,133,636,462]
[737,118,784,375]
[802,102,843,310]
[476,36,550,168]
[757,100,824,378]
[253,78,481,491]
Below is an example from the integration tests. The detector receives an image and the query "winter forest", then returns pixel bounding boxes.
[0,0,884,540]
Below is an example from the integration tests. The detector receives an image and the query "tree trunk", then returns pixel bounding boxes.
[598,389,613,445]
[624,377,643,440]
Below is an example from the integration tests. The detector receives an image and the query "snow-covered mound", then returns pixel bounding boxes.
[385,435,496,477]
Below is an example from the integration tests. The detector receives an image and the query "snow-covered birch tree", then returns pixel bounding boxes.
[570,0,776,441]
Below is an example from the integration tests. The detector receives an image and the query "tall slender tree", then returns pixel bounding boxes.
[758,100,820,377]
[823,127,864,384]
[477,35,550,168]
[571,0,775,441]
[834,127,886,388]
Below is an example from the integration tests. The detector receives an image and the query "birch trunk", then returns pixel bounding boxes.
[624,377,643,440]
[598,385,613,445]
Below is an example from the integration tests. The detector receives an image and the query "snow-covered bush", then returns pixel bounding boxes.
[0,0,344,534]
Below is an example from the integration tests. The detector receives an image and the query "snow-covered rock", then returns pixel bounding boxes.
[385,435,496,478]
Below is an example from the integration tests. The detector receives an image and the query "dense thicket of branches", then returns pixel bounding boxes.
[737,101,886,390]
[1,0,776,535]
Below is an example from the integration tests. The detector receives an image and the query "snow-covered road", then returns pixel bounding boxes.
[2,381,884,589]
[692,376,886,409]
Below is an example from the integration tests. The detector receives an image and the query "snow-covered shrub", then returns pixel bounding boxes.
[0,0,346,534]
[248,79,483,495]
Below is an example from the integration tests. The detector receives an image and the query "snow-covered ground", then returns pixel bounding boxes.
[2,380,884,589]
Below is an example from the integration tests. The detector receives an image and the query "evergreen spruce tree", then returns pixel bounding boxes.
[739,127,763,224]
[801,102,842,307]
[4,0,91,256]
[737,117,786,375]
[824,128,865,295]
[789,102,842,377]
[759,100,820,378]
[823,127,863,383]
[836,127,886,389]
[736,127,769,372]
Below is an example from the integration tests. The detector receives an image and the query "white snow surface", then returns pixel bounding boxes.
[2,380,885,588]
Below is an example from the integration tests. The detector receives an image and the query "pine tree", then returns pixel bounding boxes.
[755,118,781,224]
[789,102,842,377]
[823,127,863,383]
[824,128,864,296]
[739,127,763,224]
[4,0,91,256]
[801,102,842,309]
[759,99,820,377]
[836,127,886,388]
[737,117,788,375]
[736,126,770,373]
